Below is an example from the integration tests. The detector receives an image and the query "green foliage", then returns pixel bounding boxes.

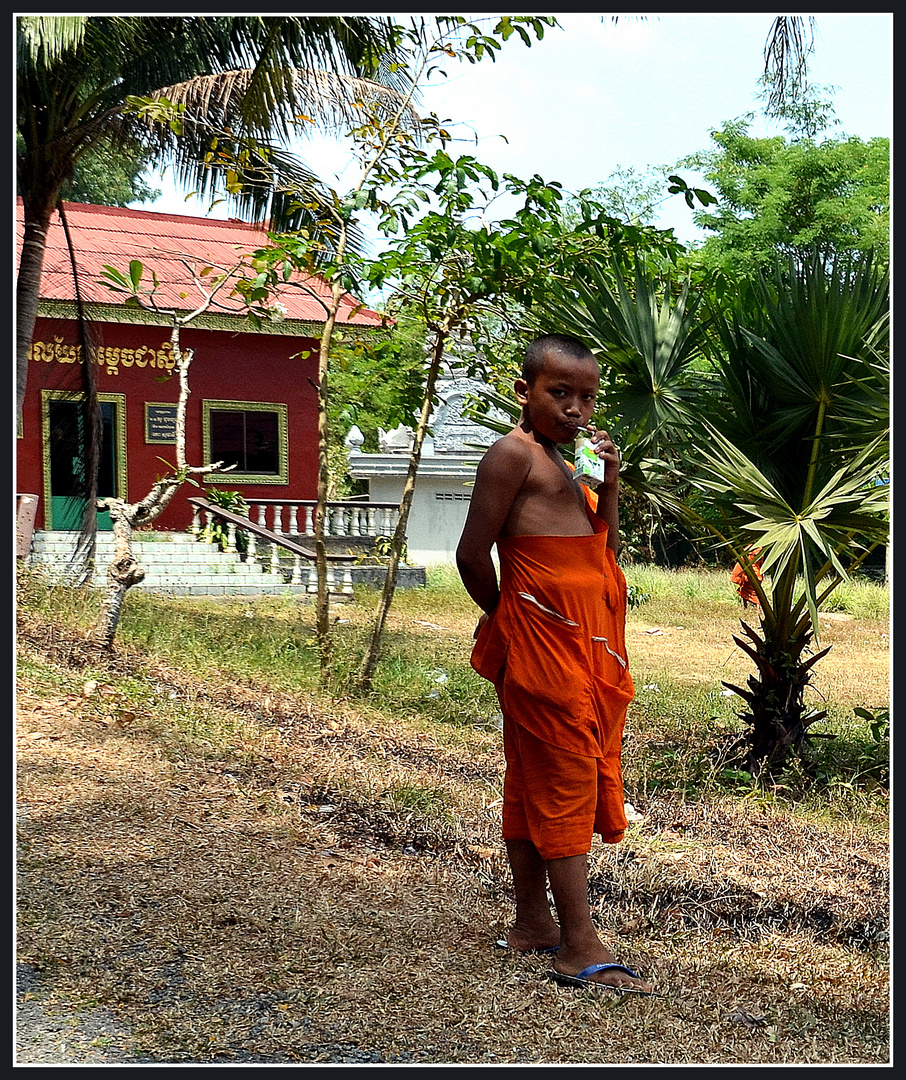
[385,782,451,814]
[328,316,427,457]
[560,166,672,230]
[17,16,410,222]
[199,489,250,555]
[678,111,890,274]
[854,705,889,751]
[537,258,714,469]
[698,253,889,598]
[372,535,409,564]
[61,142,161,207]
[626,584,650,610]
[100,260,160,306]
[666,174,718,210]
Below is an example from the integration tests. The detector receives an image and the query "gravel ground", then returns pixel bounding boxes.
[16,962,156,1065]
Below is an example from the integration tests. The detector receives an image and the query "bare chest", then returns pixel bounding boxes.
[503,452,592,536]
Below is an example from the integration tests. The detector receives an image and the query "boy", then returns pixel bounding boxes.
[456,333,652,994]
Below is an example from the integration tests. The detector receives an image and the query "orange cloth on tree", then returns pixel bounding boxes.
[470,499,635,860]
[730,556,764,606]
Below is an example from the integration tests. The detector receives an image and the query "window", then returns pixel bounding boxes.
[203,400,288,484]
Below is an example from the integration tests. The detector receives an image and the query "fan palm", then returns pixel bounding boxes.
[16,14,411,416]
[680,253,889,774]
[536,258,716,532]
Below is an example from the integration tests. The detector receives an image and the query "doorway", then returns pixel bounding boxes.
[42,392,126,531]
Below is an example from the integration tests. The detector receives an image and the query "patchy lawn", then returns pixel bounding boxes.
[16,595,889,1065]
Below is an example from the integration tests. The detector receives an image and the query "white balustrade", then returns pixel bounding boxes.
[191,498,400,597]
[233,500,399,541]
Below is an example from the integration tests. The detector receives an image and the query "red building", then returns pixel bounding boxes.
[16,200,382,532]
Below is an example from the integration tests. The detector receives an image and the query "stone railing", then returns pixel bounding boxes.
[187,497,377,595]
[220,498,401,541]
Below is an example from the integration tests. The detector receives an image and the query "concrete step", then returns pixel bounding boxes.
[26,531,299,594]
[24,532,426,594]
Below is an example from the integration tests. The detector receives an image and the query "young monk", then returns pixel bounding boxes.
[456,333,653,995]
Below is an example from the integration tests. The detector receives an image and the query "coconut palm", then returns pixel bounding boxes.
[678,252,889,774]
[16,14,411,417]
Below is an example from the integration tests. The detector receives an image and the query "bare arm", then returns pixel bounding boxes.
[456,438,531,615]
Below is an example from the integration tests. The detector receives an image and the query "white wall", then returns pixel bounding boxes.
[366,473,475,565]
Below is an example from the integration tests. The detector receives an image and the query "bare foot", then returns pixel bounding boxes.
[503,919,561,953]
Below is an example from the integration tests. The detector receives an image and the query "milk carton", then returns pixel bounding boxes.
[573,430,607,487]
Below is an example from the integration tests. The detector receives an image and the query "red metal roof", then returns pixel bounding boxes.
[15,199,383,327]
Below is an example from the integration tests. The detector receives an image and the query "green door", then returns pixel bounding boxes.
[47,398,120,531]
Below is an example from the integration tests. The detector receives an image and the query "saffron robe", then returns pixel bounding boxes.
[730,557,764,606]
[470,501,635,855]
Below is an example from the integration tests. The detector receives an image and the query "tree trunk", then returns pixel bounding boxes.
[93,504,146,649]
[314,293,342,683]
[88,332,223,648]
[357,330,448,691]
[16,203,55,418]
[722,618,831,776]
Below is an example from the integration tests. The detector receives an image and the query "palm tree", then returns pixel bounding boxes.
[541,258,713,462]
[539,250,887,776]
[16,14,410,418]
[678,253,889,775]
[535,258,717,561]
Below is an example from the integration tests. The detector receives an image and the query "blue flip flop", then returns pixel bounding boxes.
[549,962,658,995]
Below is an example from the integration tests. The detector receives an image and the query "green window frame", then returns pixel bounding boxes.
[202,399,289,484]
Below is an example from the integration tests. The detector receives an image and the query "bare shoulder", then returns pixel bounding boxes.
[471,433,534,500]
[477,432,533,478]
[458,434,533,556]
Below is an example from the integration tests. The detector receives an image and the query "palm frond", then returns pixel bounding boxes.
[762,15,816,114]
[147,67,416,145]
[539,259,711,456]
[687,420,888,632]
[17,15,89,62]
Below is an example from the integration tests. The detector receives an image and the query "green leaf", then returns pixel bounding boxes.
[128,260,144,292]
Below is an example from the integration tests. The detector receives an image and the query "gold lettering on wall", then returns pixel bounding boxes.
[29,338,177,375]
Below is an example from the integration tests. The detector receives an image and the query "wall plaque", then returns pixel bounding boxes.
[145,403,178,444]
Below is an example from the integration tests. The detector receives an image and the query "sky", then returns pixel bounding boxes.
[138,13,893,246]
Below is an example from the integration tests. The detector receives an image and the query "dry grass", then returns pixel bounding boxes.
[15,589,889,1065]
[626,607,889,709]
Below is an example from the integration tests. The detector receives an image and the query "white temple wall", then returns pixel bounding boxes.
[365,474,475,566]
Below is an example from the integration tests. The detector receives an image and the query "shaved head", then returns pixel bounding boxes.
[522,334,598,384]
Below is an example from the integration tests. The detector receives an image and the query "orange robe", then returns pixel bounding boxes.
[730,558,764,606]
[470,502,635,860]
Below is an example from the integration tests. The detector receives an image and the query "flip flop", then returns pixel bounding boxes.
[494,938,560,955]
[549,962,659,996]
